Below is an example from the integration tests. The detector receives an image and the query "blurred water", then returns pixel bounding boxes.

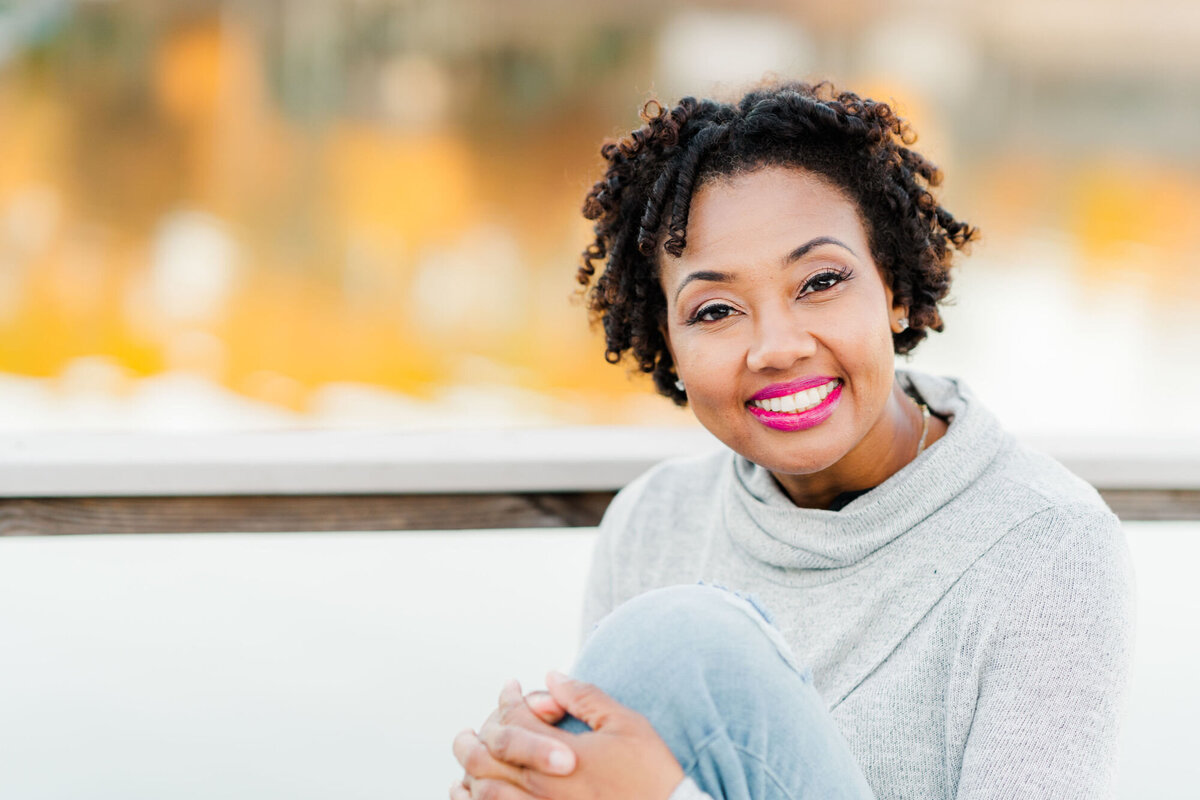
[1,1,1198,436]
[904,243,1200,440]
[0,524,1195,799]
[2,248,1198,435]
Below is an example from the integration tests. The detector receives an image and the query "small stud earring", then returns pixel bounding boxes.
[674,378,686,392]
[896,316,909,332]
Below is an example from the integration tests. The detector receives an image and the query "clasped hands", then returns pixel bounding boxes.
[450,670,684,800]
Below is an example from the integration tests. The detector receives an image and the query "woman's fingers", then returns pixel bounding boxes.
[463,777,542,800]
[545,670,627,732]
[523,690,567,725]
[479,678,575,775]
[449,776,537,800]
[478,716,575,775]
[450,675,576,800]
[497,678,524,709]
[452,729,527,785]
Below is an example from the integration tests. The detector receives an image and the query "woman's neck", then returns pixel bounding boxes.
[769,381,947,510]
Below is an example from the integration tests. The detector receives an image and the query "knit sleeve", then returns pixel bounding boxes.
[579,473,717,800]
[579,472,646,642]
[954,507,1136,799]
[579,519,615,644]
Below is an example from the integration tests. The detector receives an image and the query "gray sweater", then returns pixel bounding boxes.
[582,371,1135,800]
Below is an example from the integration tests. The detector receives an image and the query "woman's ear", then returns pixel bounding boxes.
[884,284,908,333]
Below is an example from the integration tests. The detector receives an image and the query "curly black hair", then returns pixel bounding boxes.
[575,81,978,406]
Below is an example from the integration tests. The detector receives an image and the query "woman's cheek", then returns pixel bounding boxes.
[677,330,732,377]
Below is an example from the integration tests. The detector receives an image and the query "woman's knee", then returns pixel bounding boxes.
[586,584,796,659]
[560,586,871,798]
[572,584,809,711]
[562,584,828,780]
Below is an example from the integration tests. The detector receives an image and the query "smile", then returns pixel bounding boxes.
[749,379,839,412]
[746,378,842,431]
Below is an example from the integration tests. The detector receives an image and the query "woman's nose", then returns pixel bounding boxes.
[746,316,818,373]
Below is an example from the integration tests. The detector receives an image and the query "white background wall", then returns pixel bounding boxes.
[0,525,1194,799]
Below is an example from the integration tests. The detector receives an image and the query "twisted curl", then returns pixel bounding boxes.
[576,81,978,405]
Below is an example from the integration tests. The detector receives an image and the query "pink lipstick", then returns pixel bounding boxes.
[747,377,842,432]
[750,375,839,401]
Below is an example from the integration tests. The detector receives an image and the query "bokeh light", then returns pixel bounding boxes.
[0,0,1196,433]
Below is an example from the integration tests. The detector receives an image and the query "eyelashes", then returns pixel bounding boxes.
[801,266,853,295]
[686,302,736,325]
[684,267,854,326]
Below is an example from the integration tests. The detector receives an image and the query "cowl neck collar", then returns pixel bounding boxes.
[723,371,1008,572]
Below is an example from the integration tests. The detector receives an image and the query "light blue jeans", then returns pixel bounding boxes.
[558,584,876,800]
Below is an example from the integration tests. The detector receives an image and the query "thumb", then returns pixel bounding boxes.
[545,670,625,731]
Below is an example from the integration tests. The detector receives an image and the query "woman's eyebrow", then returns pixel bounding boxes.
[672,237,856,303]
[673,269,733,303]
[786,236,857,262]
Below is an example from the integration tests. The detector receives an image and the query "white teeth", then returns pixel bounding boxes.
[751,379,839,413]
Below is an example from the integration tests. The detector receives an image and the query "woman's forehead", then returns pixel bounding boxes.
[661,167,869,277]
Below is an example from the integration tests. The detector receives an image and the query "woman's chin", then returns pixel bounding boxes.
[694,413,851,477]
[734,437,848,477]
[754,454,843,477]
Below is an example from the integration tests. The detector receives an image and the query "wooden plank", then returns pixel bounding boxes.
[0,493,616,536]
[1099,489,1200,522]
[0,489,1198,535]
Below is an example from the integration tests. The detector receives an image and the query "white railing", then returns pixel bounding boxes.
[1,427,1198,533]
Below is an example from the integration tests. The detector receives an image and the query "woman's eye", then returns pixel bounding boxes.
[801,269,851,295]
[690,303,736,324]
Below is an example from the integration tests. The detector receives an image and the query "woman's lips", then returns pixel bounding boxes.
[750,375,838,401]
[747,379,842,432]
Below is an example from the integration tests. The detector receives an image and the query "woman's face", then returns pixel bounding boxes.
[659,166,907,478]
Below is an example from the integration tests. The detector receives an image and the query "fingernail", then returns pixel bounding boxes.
[547,669,568,684]
[547,748,574,774]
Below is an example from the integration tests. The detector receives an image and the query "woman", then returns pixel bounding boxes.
[450,82,1134,799]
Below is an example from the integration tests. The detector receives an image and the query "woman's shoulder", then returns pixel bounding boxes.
[908,371,1127,585]
[951,422,1125,583]
[606,448,731,512]
[989,477,1127,579]
[586,449,734,617]
[908,369,1116,524]
[598,448,732,538]
[988,438,1115,521]
[963,441,1131,625]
